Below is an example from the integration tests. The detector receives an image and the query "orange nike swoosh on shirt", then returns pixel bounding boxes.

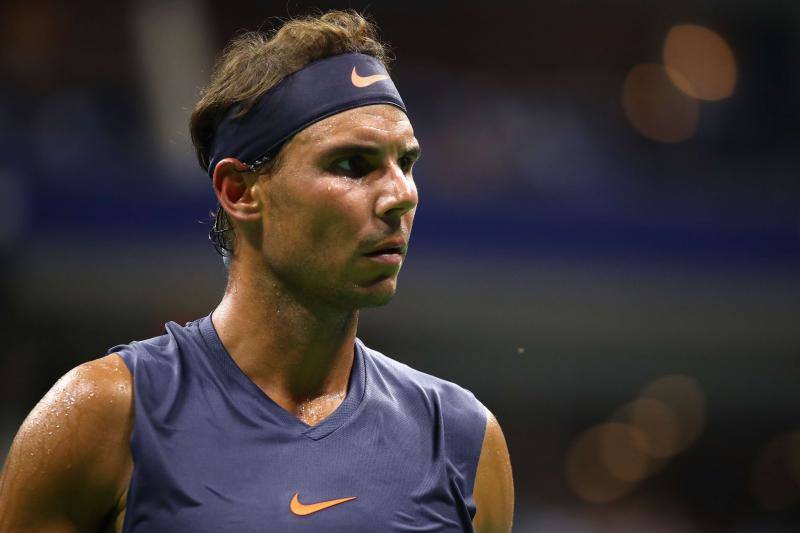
[289,492,357,516]
[351,66,389,88]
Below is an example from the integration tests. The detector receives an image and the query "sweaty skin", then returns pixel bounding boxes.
[0,355,133,532]
[0,104,513,532]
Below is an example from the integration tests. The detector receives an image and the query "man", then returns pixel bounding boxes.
[0,11,513,532]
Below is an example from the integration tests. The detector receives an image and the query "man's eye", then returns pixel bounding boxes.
[399,156,415,174]
[333,156,371,177]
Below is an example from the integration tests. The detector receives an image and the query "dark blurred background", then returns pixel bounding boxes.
[1,0,799,531]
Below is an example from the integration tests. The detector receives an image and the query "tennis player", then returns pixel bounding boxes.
[0,11,513,532]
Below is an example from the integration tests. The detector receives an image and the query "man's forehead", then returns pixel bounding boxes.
[295,104,416,149]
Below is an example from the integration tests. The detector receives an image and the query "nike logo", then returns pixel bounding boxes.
[351,66,389,88]
[289,492,357,516]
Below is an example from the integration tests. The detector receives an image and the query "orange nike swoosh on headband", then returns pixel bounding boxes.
[351,66,389,88]
[289,492,357,516]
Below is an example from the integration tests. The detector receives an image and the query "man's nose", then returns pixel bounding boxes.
[375,163,418,220]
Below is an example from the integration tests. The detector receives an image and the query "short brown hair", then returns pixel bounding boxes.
[190,10,392,259]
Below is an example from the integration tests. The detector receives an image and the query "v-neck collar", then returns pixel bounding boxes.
[198,313,366,441]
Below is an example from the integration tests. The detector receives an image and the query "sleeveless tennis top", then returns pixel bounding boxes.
[108,315,487,532]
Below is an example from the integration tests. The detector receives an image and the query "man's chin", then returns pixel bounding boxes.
[354,275,398,308]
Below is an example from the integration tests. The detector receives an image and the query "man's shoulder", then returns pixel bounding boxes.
[107,317,206,370]
[0,355,133,528]
[358,340,485,413]
[12,353,134,467]
[42,354,134,442]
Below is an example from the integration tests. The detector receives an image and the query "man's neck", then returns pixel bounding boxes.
[210,265,359,419]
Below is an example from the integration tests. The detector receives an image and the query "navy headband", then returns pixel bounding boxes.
[207,52,407,177]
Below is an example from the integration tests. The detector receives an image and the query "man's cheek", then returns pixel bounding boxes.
[307,206,358,247]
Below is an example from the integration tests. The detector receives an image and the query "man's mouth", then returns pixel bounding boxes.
[363,240,406,265]
[364,245,404,257]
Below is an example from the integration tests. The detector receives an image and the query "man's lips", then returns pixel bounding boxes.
[362,238,407,264]
[363,246,404,257]
[363,238,407,256]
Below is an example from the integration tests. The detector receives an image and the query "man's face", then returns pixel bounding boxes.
[253,104,420,310]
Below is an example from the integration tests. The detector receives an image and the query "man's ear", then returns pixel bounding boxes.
[212,158,262,222]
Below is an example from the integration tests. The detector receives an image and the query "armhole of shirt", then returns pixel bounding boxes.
[442,386,487,521]
[464,394,488,499]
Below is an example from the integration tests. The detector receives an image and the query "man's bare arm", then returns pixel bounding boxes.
[472,409,514,533]
[0,355,133,533]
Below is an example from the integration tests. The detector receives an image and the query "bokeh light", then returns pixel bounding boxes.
[663,24,737,101]
[599,422,651,482]
[639,374,706,454]
[625,397,680,459]
[623,63,699,143]
[569,375,707,505]
[567,423,641,503]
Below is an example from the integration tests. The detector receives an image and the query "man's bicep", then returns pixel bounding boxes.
[0,356,133,532]
[472,409,514,533]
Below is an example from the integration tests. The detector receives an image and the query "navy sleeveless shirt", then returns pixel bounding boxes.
[107,315,487,532]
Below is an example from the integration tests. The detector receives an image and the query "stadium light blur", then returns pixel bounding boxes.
[567,374,707,504]
[566,423,642,503]
[639,374,706,454]
[663,24,737,101]
[623,63,699,143]
[598,422,651,483]
[619,397,681,459]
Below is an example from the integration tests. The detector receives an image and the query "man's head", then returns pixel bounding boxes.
[190,11,420,310]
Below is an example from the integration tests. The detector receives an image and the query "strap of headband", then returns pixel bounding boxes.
[207,53,407,177]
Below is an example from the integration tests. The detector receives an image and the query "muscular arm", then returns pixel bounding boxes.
[0,355,133,533]
[472,409,514,533]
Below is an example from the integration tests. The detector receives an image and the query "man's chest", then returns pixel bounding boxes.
[118,426,472,532]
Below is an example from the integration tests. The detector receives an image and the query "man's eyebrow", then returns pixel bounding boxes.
[321,144,382,157]
[404,144,422,160]
[320,142,422,159]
